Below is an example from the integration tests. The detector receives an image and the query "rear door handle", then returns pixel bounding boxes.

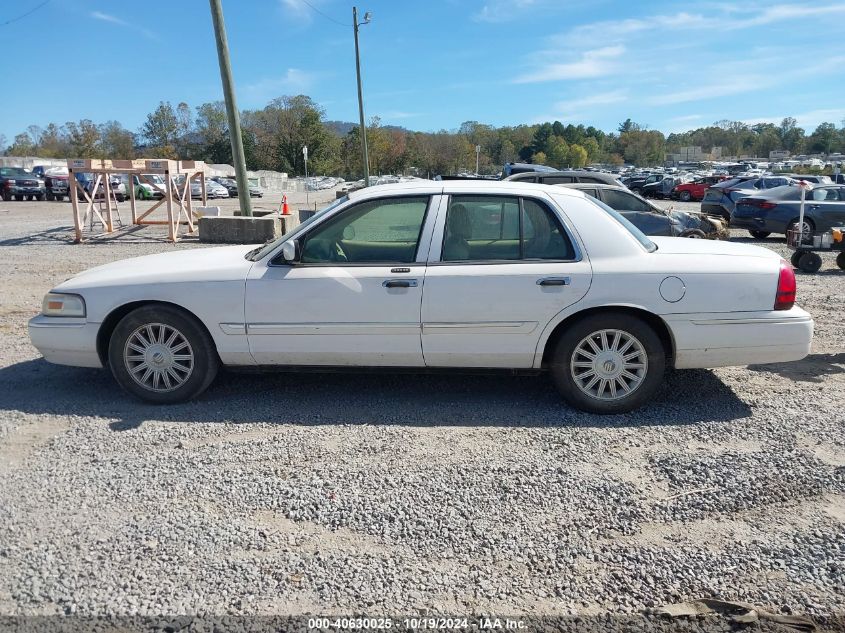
[537,277,571,286]
[383,279,418,288]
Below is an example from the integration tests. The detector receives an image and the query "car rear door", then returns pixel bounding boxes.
[808,187,845,230]
[420,192,591,368]
[244,194,439,366]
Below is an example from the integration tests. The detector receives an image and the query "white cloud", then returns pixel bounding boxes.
[279,0,314,25]
[91,11,127,26]
[647,77,772,106]
[743,108,845,130]
[553,90,627,112]
[473,0,538,23]
[379,111,422,120]
[513,45,625,83]
[244,69,318,102]
[90,10,156,39]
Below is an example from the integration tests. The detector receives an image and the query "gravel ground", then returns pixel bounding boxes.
[0,196,843,626]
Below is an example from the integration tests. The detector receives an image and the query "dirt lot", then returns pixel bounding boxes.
[0,196,843,625]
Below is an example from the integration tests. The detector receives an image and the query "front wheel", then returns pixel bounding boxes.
[790,251,803,268]
[680,229,706,238]
[749,230,771,239]
[679,191,691,202]
[108,305,219,404]
[550,313,665,414]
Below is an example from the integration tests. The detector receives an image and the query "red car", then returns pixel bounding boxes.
[671,176,725,202]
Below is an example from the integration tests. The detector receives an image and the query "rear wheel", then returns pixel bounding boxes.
[14,195,23,201]
[108,305,218,404]
[550,313,665,414]
[679,190,692,202]
[46,192,55,201]
[749,230,771,239]
[837,252,845,270]
[35,194,44,201]
[787,218,814,237]
[797,252,822,274]
[2,191,9,202]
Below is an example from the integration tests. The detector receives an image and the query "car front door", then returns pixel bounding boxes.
[420,193,591,368]
[244,194,438,366]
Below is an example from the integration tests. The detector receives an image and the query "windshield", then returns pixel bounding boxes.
[246,195,350,261]
[590,197,658,252]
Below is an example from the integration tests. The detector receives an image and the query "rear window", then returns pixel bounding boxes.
[588,197,657,252]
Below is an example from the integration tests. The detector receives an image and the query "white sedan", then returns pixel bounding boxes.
[28,181,813,414]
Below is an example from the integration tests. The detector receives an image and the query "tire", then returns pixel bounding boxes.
[108,305,219,404]
[550,312,666,414]
[837,252,845,271]
[790,251,802,268]
[679,191,691,202]
[680,229,706,239]
[2,191,10,202]
[117,194,126,202]
[797,252,822,274]
[749,230,771,239]
[46,192,55,201]
[35,194,44,201]
[27,195,34,201]
[14,195,23,201]
[787,218,814,237]
[632,188,643,196]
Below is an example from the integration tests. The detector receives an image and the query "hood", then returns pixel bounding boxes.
[56,245,255,291]
[650,236,781,259]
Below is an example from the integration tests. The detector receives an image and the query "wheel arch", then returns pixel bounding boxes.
[539,305,676,369]
[96,300,218,367]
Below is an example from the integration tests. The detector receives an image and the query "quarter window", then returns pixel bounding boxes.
[441,195,575,262]
[300,196,429,264]
[601,189,652,213]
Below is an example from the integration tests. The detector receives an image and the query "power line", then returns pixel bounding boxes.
[298,0,350,27]
[1,0,51,26]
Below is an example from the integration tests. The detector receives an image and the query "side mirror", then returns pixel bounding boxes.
[281,239,300,263]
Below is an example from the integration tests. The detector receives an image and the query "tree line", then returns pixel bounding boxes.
[4,95,845,177]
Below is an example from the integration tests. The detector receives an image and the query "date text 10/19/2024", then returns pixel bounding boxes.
[308,617,527,630]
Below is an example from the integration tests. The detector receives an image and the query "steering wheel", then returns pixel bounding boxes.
[333,241,348,262]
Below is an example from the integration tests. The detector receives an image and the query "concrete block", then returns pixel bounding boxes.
[199,216,279,244]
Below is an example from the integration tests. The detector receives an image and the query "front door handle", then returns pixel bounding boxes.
[537,277,570,286]
[383,279,418,288]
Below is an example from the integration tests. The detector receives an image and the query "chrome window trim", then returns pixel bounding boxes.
[267,194,438,268]
[429,193,583,265]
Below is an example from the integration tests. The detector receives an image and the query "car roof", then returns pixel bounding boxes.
[346,179,589,200]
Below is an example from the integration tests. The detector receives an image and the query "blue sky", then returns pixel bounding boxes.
[3,0,845,142]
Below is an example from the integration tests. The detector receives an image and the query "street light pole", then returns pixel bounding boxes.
[303,145,309,208]
[475,144,480,174]
[208,0,252,217]
[353,7,370,187]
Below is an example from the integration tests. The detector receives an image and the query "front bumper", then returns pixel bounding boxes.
[8,186,45,196]
[668,307,813,369]
[28,315,102,368]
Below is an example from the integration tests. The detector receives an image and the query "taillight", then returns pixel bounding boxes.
[775,260,796,310]
[741,199,776,210]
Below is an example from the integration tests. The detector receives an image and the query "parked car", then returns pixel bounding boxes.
[206,180,230,198]
[28,181,812,414]
[784,174,832,185]
[625,173,664,195]
[504,170,622,186]
[31,165,48,178]
[562,183,727,239]
[211,177,238,197]
[700,176,792,221]
[501,162,558,177]
[671,176,725,202]
[0,167,45,201]
[732,184,845,239]
[134,174,165,200]
[44,168,70,201]
[81,175,127,202]
[641,176,685,199]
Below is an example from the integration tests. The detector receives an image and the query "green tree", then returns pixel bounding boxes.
[142,101,180,152]
[99,121,135,158]
[65,120,101,157]
[568,143,588,168]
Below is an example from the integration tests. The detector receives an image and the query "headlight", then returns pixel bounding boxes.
[42,293,86,317]
[7,179,16,185]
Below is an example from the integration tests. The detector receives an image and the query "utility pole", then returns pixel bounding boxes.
[303,145,309,208]
[208,0,252,216]
[475,145,480,174]
[353,7,370,187]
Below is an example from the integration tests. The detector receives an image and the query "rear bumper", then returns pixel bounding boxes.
[667,307,813,369]
[28,315,102,368]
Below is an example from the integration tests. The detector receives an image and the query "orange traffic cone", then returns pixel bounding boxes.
[281,194,290,215]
